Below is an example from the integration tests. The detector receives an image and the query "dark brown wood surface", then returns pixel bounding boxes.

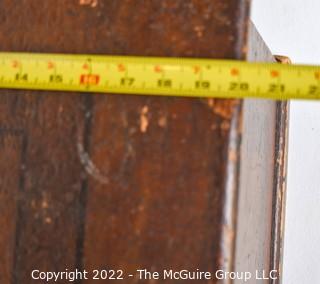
[0,130,24,284]
[0,1,287,284]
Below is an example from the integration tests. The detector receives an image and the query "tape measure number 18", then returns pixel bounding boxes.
[0,52,319,100]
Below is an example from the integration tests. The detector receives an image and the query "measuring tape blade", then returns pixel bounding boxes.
[0,52,319,100]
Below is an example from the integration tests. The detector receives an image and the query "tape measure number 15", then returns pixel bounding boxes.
[0,52,319,100]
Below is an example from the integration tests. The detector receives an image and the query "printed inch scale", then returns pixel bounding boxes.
[0,52,319,100]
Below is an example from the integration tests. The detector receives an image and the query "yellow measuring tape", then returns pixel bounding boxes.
[0,52,319,100]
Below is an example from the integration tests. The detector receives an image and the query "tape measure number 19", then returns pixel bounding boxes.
[0,52,319,100]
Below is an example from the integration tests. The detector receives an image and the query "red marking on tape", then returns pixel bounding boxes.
[80,74,100,85]
[193,66,201,74]
[82,63,90,70]
[271,70,280,78]
[230,68,239,76]
[154,65,163,73]
[48,61,55,69]
[118,64,126,72]
[12,60,20,68]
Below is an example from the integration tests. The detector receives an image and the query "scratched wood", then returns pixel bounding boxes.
[0,1,287,284]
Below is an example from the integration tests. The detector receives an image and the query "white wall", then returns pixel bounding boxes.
[251,1,320,283]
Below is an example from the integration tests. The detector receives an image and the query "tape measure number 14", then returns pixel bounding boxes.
[0,52,319,100]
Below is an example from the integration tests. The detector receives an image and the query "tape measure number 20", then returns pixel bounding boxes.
[0,52,319,100]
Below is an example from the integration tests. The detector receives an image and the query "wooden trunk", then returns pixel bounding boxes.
[0,1,287,284]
